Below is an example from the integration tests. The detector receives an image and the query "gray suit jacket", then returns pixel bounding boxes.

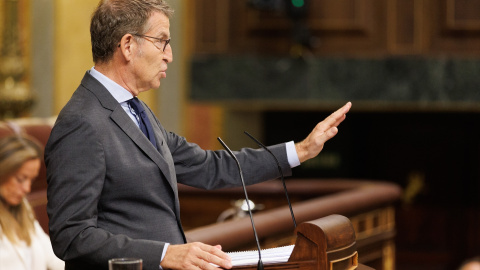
[45,72,292,270]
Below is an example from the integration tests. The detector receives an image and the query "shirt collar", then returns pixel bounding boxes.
[89,67,134,103]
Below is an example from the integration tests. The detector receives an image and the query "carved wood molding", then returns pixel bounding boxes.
[309,0,369,33]
[387,0,424,54]
[243,0,372,34]
[445,0,480,32]
[193,0,231,53]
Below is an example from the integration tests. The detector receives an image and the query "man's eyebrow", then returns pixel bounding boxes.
[151,31,170,39]
[156,31,170,39]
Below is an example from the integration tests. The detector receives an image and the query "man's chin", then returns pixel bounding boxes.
[153,80,162,89]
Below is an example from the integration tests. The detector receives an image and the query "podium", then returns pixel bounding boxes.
[231,215,374,270]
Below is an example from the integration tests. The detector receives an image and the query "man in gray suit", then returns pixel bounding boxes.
[45,0,352,269]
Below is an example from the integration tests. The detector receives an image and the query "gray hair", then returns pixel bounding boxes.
[90,0,173,63]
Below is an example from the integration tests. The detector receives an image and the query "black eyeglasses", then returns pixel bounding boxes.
[133,34,171,52]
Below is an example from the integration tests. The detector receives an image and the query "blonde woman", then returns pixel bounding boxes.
[0,135,64,270]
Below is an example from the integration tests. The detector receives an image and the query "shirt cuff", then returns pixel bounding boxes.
[286,141,300,168]
[159,243,170,270]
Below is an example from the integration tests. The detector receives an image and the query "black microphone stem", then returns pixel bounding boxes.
[244,131,297,229]
[217,137,263,270]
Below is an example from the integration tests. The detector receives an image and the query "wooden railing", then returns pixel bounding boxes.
[182,180,401,270]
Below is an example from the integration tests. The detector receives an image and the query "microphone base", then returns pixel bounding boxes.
[257,260,264,270]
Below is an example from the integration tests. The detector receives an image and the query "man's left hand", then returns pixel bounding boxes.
[295,102,352,163]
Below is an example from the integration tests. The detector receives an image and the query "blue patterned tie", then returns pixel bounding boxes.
[128,97,157,147]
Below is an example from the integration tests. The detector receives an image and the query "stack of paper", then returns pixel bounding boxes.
[228,245,295,266]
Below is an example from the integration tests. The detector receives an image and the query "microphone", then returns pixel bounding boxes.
[244,131,297,228]
[217,137,264,270]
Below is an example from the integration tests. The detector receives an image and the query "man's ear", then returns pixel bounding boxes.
[118,34,135,61]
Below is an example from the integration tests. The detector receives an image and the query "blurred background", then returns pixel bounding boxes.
[1,0,480,269]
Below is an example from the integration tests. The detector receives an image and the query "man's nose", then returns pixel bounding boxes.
[163,45,173,63]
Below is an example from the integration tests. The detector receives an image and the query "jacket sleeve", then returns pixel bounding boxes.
[165,131,293,190]
[146,100,293,190]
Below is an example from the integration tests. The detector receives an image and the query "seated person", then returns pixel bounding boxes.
[0,135,64,270]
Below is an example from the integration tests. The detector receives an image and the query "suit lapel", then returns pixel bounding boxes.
[81,72,175,189]
[110,107,173,182]
[142,106,179,196]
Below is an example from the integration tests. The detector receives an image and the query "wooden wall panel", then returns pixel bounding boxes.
[309,0,367,31]
[424,0,480,55]
[231,1,293,54]
[193,0,230,53]
[193,0,388,55]
[306,0,388,55]
[244,5,290,31]
[446,0,480,31]
[387,0,424,54]
[191,0,480,56]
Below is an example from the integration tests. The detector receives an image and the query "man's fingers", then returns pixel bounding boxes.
[161,243,232,270]
[314,127,338,146]
[328,102,351,123]
[325,126,339,143]
[316,102,351,132]
[339,101,352,114]
[295,102,351,163]
[333,113,346,127]
[198,244,232,269]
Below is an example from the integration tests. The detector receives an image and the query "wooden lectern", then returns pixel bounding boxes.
[231,215,374,270]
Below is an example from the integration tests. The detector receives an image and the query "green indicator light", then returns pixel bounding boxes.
[291,0,304,8]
